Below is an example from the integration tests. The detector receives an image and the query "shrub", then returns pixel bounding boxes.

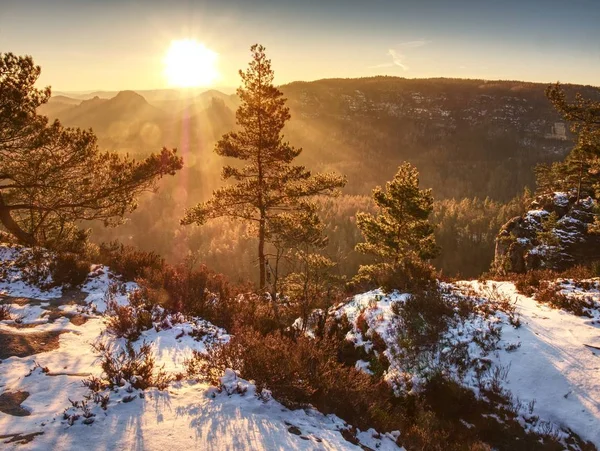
[103,284,156,341]
[513,271,546,296]
[353,259,437,293]
[356,310,369,336]
[370,330,388,354]
[11,246,52,287]
[93,242,238,330]
[561,264,598,280]
[393,289,455,352]
[49,252,90,287]
[92,341,170,390]
[0,303,12,321]
[187,323,575,451]
[98,241,165,281]
[139,261,234,328]
[186,327,400,430]
[105,303,153,341]
[501,265,597,297]
[82,376,107,393]
[535,285,594,317]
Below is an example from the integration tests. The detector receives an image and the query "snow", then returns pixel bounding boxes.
[332,287,506,393]
[463,281,600,445]
[81,265,138,313]
[554,192,570,207]
[0,245,403,450]
[331,283,600,447]
[526,209,549,220]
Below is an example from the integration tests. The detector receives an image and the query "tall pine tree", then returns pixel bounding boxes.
[542,83,600,201]
[181,44,345,288]
[355,162,439,291]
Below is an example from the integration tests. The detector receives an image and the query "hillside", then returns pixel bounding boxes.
[43,78,600,201]
[280,77,598,199]
[332,282,600,447]
[37,78,600,279]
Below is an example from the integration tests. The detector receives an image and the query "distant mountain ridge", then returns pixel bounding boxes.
[277,77,600,198]
[52,86,237,100]
[39,77,600,200]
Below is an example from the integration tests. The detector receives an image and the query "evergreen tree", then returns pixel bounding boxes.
[534,162,568,196]
[543,83,600,201]
[0,53,183,247]
[181,44,345,288]
[355,162,439,291]
[537,212,560,248]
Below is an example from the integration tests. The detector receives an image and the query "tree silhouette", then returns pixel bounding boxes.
[0,53,183,246]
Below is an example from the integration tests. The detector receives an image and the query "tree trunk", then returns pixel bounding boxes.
[258,215,266,289]
[577,159,583,203]
[0,195,36,245]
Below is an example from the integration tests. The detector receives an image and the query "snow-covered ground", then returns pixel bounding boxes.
[334,282,600,447]
[469,280,600,445]
[0,245,402,450]
[3,243,600,449]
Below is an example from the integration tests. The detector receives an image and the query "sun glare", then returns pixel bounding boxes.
[163,39,219,88]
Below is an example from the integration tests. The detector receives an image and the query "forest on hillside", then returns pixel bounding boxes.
[37,77,597,278]
[7,49,600,281]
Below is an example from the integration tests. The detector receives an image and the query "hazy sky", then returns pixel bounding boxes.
[1,0,600,91]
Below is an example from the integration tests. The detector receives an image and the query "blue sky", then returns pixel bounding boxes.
[1,0,599,91]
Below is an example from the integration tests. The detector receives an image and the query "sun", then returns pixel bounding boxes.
[163,39,219,88]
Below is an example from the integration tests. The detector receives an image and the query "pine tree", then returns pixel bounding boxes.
[0,53,183,247]
[181,44,345,288]
[534,162,568,195]
[355,162,439,291]
[545,83,600,201]
[537,212,560,248]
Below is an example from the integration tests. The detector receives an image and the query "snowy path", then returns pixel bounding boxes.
[469,281,600,445]
[17,381,380,451]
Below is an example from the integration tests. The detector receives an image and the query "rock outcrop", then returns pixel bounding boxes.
[494,192,600,274]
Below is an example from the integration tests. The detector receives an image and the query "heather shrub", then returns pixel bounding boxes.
[392,288,455,352]
[92,341,170,390]
[98,241,165,281]
[502,265,598,297]
[513,271,547,296]
[187,327,399,429]
[187,322,571,451]
[139,260,233,327]
[105,303,153,341]
[102,284,157,340]
[10,246,52,286]
[535,284,595,317]
[0,303,13,321]
[49,252,90,287]
[560,264,598,280]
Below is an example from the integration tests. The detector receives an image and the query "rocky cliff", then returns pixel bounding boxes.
[494,192,600,273]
